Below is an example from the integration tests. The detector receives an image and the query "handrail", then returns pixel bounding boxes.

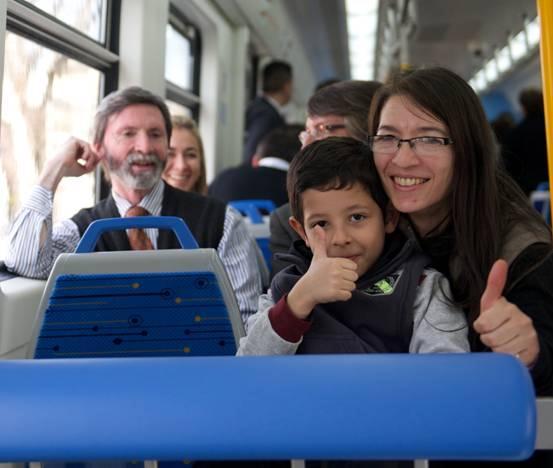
[0,354,536,462]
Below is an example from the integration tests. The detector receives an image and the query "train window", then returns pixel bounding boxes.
[166,100,193,118]
[0,0,119,257]
[165,23,193,90]
[19,0,107,42]
[165,7,200,119]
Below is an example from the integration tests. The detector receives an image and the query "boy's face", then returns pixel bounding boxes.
[289,182,398,277]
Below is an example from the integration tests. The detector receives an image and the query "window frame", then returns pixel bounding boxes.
[165,3,201,121]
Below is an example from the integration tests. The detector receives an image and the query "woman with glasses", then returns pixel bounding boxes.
[368,69,553,466]
[368,67,553,389]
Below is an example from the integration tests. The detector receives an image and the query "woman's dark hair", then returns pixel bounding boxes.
[308,80,382,142]
[287,137,388,224]
[368,66,550,318]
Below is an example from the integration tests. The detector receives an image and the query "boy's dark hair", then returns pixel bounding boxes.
[257,124,303,163]
[262,60,293,93]
[287,137,388,224]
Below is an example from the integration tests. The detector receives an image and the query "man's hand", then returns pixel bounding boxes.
[474,259,539,367]
[287,226,358,319]
[39,137,102,192]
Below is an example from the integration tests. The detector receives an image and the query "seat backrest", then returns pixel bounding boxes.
[0,354,537,462]
[27,217,244,359]
[229,200,275,283]
[0,265,46,358]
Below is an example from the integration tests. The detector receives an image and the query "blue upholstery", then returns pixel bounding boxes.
[228,199,276,224]
[229,199,275,272]
[0,354,536,461]
[29,217,244,359]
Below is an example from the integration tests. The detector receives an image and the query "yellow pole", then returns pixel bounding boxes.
[538,0,553,222]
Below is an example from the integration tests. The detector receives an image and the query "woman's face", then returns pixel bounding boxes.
[373,95,454,236]
[163,128,202,192]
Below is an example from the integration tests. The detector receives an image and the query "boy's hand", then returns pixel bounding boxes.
[287,226,358,319]
[474,259,539,367]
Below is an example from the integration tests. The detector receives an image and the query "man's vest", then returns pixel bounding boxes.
[71,182,226,251]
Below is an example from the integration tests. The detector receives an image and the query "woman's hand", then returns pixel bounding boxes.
[474,259,539,367]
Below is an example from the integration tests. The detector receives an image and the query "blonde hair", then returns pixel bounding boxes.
[170,115,207,194]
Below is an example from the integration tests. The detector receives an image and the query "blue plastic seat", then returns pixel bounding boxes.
[28,216,244,359]
[0,354,537,462]
[229,199,276,288]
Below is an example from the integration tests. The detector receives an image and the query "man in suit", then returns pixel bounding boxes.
[243,60,293,164]
[5,86,262,324]
[209,124,302,207]
[269,80,383,277]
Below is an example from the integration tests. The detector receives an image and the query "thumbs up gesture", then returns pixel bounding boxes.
[474,259,539,367]
[287,226,358,319]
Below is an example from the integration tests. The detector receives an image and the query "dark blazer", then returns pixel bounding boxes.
[209,165,288,208]
[243,96,285,163]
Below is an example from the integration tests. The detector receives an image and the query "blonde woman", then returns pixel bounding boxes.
[163,115,207,194]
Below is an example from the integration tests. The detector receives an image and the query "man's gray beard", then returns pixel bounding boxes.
[107,152,165,190]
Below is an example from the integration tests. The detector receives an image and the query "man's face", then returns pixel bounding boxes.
[99,104,168,191]
[300,114,350,148]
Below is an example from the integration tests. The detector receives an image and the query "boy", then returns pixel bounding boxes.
[238,137,468,355]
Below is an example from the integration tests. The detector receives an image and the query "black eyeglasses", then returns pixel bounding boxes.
[368,135,454,156]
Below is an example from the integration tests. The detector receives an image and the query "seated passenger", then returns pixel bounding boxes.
[5,86,261,324]
[269,80,382,277]
[163,115,207,194]
[208,124,303,207]
[238,137,469,355]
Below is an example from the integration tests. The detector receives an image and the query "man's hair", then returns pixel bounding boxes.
[307,80,382,141]
[287,137,388,224]
[519,88,543,116]
[171,115,207,194]
[256,124,303,163]
[93,86,172,145]
[262,60,293,93]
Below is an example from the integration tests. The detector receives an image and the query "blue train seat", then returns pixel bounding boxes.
[0,354,537,462]
[27,216,244,359]
[229,199,276,287]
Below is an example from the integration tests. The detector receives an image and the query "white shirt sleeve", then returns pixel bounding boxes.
[409,268,470,353]
[217,206,263,326]
[5,185,80,279]
[237,291,301,356]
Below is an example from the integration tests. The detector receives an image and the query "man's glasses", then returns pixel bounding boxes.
[299,124,347,145]
[367,135,454,156]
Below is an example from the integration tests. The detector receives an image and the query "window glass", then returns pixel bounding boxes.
[166,100,193,119]
[165,23,193,90]
[22,0,107,42]
[0,32,101,256]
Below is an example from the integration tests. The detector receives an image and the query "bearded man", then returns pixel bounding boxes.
[5,86,261,323]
